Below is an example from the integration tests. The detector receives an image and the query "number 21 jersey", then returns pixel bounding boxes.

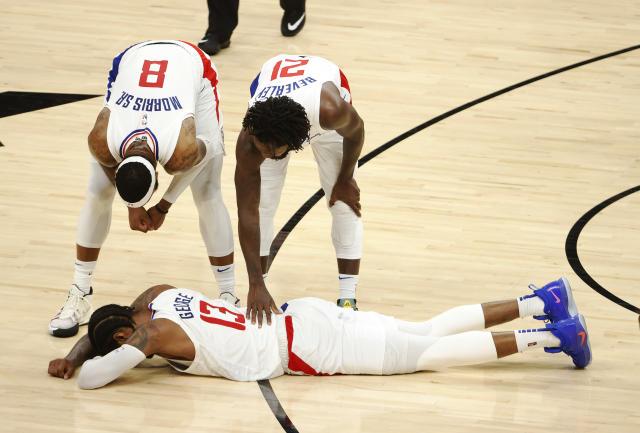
[249,54,352,145]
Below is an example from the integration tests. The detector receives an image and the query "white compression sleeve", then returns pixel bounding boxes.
[417,331,498,371]
[162,161,207,204]
[77,344,146,390]
[191,155,234,257]
[76,158,116,248]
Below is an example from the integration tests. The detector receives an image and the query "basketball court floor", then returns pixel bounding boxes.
[1,1,638,432]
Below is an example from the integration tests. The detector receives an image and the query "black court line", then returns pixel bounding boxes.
[258,43,640,432]
[0,91,101,118]
[565,186,640,314]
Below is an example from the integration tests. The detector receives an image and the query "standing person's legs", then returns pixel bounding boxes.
[49,158,115,337]
[190,155,237,303]
[199,0,238,55]
[259,155,291,275]
[280,0,306,36]
[311,135,362,308]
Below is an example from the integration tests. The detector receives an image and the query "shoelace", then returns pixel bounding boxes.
[527,283,552,323]
[58,287,89,320]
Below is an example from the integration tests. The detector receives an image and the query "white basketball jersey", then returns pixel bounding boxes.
[148,288,284,381]
[104,40,221,165]
[248,54,352,144]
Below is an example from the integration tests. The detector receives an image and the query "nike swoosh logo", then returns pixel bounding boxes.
[578,331,586,345]
[217,266,231,272]
[548,288,561,303]
[338,276,353,280]
[287,13,305,31]
[199,38,208,43]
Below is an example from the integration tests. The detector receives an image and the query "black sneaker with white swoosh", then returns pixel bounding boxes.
[281,9,306,37]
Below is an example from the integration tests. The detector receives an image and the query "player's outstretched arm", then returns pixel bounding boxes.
[319,82,365,216]
[76,322,162,390]
[48,334,97,380]
[235,128,280,327]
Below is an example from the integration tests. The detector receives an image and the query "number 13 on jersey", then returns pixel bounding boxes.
[199,300,246,330]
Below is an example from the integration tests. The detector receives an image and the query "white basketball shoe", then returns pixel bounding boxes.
[219,291,241,308]
[49,284,93,337]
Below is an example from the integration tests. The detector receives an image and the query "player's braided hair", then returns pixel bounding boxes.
[88,304,135,356]
[243,96,310,159]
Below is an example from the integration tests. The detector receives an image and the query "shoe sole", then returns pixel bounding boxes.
[575,313,592,368]
[49,323,79,338]
[560,277,579,317]
[48,308,92,338]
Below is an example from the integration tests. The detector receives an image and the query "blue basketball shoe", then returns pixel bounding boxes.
[524,277,578,322]
[544,314,592,368]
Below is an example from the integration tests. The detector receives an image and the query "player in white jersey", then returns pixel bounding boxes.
[235,55,365,326]
[48,40,237,338]
[48,277,591,389]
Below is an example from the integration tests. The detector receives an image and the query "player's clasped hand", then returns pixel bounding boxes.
[128,207,155,232]
[329,177,361,217]
[148,204,167,230]
[246,284,281,328]
[48,358,75,379]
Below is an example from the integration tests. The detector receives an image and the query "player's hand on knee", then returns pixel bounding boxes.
[148,204,167,230]
[48,358,75,379]
[128,207,154,232]
[329,178,361,217]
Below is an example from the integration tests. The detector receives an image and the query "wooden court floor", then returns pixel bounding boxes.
[1,1,639,432]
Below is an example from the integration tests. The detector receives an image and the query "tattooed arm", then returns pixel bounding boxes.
[48,334,97,379]
[76,323,162,389]
[88,107,118,185]
[163,116,206,175]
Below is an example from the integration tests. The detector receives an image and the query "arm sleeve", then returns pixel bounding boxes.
[77,344,147,390]
[161,161,206,204]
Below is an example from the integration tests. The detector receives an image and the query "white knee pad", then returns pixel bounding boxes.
[77,161,116,248]
[329,201,363,259]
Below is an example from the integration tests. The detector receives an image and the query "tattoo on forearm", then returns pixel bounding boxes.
[176,145,200,170]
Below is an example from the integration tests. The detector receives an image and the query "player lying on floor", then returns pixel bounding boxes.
[48,277,591,389]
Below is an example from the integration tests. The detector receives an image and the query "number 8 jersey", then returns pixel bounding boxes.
[104,40,224,166]
[148,288,285,381]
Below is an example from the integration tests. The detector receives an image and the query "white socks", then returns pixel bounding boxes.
[74,260,96,294]
[338,274,359,299]
[514,329,561,352]
[517,294,546,318]
[211,263,235,295]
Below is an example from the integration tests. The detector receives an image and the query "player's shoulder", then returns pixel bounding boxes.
[131,284,179,310]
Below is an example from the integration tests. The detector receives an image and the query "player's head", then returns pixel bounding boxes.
[115,154,158,208]
[88,304,136,355]
[243,96,310,160]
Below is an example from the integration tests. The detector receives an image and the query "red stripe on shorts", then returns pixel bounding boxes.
[285,315,331,376]
[181,40,221,122]
[339,69,352,104]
